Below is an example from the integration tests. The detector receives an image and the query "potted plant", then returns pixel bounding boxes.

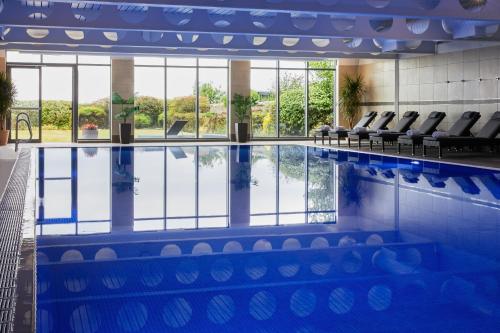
[113,92,138,144]
[231,93,255,143]
[81,123,99,140]
[0,72,16,146]
[339,74,365,129]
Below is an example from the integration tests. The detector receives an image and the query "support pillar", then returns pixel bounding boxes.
[111,57,134,143]
[229,60,251,141]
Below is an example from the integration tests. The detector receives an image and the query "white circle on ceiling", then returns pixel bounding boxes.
[176,33,199,43]
[26,28,49,39]
[291,12,317,31]
[249,36,267,46]
[406,18,430,34]
[312,38,330,48]
[164,7,193,26]
[343,37,362,48]
[103,31,126,42]
[71,4,101,22]
[118,5,148,24]
[65,30,85,41]
[208,9,236,28]
[250,11,277,29]
[212,34,234,45]
[331,15,356,31]
[282,37,300,47]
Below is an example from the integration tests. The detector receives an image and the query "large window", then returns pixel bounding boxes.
[134,57,228,139]
[134,58,166,139]
[251,60,335,138]
[77,56,111,140]
[250,60,277,137]
[7,51,111,142]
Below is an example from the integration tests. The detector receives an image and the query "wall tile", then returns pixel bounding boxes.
[399,85,408,101]
[479,46,500,61]
[447,63,463,82]
[418,55,434,68]
[383,70,395,87]
[463,61,480,80]
[419,66,434,84]
[447,51,463,64]
[448,81,463,101]
[405,57,418,69]
[399,69,408,85]
[383,60,395,72]
[419,83,434,101]
[407,84,420,101]
[434,53,447,66]
[479,59,499,79]
[463,49,480,62]
[463,80,479,100]
[434,65,448,83]
[433,82,447,101]
[407,68,419,85]
[479,79,498,100]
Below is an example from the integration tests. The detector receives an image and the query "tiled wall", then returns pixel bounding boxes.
[399,46,500,134]
[336,58,396,128]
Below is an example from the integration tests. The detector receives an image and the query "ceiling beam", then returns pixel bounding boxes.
[43,0,500,22]
[1,1,487,42]
[2,43,399,60]
[2,28,436,54]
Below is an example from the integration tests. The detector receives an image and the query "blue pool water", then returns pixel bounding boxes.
[35,145,500,333]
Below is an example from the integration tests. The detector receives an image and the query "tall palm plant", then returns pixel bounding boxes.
[0,72,17,145]
[339,74,365,129]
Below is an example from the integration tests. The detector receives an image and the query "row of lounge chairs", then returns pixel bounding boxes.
[314,111,500,158]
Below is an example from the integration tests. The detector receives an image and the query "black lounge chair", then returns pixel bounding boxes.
[166,120,188,137]
[423,111,500,159]
[396,111,446,156]
[324,111,377,146]
[369,111,420,152]
[347,111,396,149]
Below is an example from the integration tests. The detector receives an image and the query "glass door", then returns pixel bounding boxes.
[9,66,41,142]
[9,65,76,143]
[41,66,74,142]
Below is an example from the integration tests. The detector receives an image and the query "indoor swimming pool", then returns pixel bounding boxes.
[35,145,500,333]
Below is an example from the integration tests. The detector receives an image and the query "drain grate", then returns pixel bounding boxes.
[0,149,31,332]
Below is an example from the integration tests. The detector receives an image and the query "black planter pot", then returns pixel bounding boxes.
[119,123,132,144]
[235,123,248,143]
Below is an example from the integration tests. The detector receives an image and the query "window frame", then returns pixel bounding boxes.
[250,59,336,139]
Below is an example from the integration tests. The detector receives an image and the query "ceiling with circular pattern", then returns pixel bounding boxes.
[0,0,499,58]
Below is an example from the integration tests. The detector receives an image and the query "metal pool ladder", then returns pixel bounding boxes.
[14,112,32,152]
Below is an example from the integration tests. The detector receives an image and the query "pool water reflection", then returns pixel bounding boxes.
[36,145,500,333]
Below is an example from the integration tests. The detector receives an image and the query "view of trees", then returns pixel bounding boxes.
[251,60,334,137]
